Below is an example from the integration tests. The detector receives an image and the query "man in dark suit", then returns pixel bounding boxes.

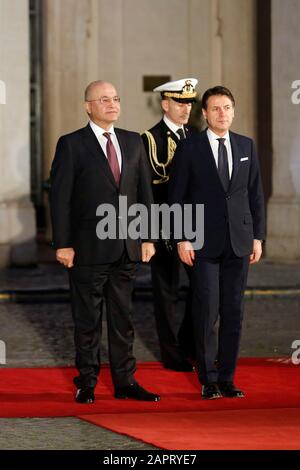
[142,79,198,371]
[169,86,265,399]
[50,80,160,404]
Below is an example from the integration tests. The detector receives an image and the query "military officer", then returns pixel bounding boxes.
[142,78,198,371]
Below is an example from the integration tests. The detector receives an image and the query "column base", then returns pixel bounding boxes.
[0,198,37,267]
[266,196,300,261]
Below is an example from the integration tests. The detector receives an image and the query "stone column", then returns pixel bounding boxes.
[267,0,300,261]
[0,0,36,266]
[220,0,257,138]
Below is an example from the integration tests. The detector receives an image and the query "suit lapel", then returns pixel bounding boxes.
[202,131,218,170]
[82,124,118,188]
[229,132,242,190]
[159,119,179,142]
[201,131,225,190]
[115,128,127,190]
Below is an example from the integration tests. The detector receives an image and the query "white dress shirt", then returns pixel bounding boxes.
[206,128,233,178]
[163,115,185,139]
[89,120,122,171]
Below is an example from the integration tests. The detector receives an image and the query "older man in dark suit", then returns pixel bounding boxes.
[169,86,266,400]
[50,80,160,404]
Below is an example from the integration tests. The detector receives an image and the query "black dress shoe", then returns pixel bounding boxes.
[218,382,245,398]
[75,387,95,404]
[163,361,195,372]
[201,383,222,400]
[115,383,160,402]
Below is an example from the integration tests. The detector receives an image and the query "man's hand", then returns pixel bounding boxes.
[141,242,155,263]
[56,248,75,268]
[249,239,262,265]
[177,241,195,266]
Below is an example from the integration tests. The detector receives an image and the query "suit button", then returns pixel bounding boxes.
[226,196,231,200]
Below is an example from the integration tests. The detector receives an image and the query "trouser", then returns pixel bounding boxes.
[69,251,137,389]
[191,231,249,384]
[151,241,193,365]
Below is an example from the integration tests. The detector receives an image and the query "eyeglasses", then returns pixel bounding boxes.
[87,96,121,105]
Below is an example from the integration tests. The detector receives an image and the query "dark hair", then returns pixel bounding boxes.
[201,86,235,110]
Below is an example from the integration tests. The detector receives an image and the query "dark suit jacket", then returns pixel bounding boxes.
[141,119,197,204]
[168,129,266,257]
[50,124,154,265]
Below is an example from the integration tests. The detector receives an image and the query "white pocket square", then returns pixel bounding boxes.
[240,157,249,161]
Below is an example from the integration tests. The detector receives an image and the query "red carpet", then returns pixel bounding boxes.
[80,408,300,450]
[1,359,300,449]
[0,359,299,418]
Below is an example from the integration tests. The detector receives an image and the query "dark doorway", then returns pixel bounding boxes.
[29,0,45,229]
[256,0,272,204]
